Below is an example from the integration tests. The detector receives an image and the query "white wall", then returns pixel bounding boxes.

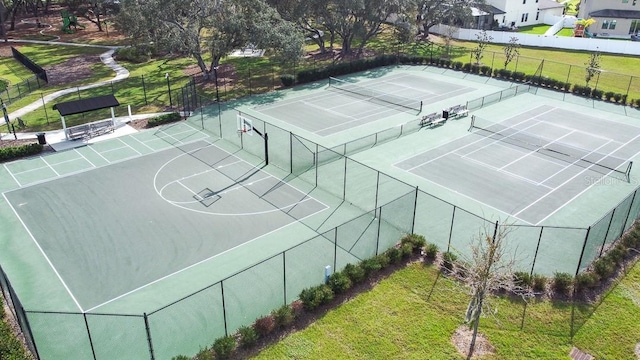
[429,25,640,55]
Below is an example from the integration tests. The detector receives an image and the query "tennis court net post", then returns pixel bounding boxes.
[469,115,633,180]
[328,77,422,113]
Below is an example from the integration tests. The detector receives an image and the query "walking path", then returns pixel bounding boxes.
[0,39,171,149]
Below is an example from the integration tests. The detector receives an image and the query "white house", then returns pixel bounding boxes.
[486,0,565,28]
[578,0,640,37]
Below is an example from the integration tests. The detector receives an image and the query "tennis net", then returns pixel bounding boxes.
[328,77,423,112]
[469,116,633,178]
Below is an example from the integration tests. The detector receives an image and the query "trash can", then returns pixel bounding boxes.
[36,132,46,145]
[442,110,450,120]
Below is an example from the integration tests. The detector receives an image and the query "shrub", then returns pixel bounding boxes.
[532,274,547,292]
[552,272,573,295]
[424,243,438,260]
[623,227,640,249]
[272,304,295,328]
[0,143,43,162]
[343,263,366,284]
[147,112,181,127]
[172,356,191,360]
[513,271,532,288]
[280,74,295,87]
[237,325,258,348]
[470,64,480,74]
[401,234,426,253]
[480,65,492,76]
[442,251,457,272]
[604,91,615,101]
[622,94,628,104]
[401,242,414,258]
[212,336,235,359]
[593,257,616,278]
[591,88,604,99]
[462,63,471,72]
[194,347,213,360]
[575,272,600,291]
[375,253,391,268]
[635,98,640,107]
[606,244,627,264]
[613,93,623,103]
[327,271,352,294]
[453,61,463,70]
[386,247,403,264]
[360,257,383,275]
[512,71,526,81]
[253,315,275,336]
[115,45,152,63]
[0,79,7,92]
[299,285,333,311]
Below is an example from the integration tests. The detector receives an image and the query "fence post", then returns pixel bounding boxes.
[41,93,49,125]
[221,281,228,336]
[375,207,382,255]
[575,227,591,277]
[598,210,616,258]
[622,189,638,231]
[342,157,347,201]
[447,206,456,252]
[410,187,419,235]
[143,313,155,360]
[334,227,338,272]
[530,226,544,277]
[282,252,287,305]
[374,172,381,210]
[83,314,98,360]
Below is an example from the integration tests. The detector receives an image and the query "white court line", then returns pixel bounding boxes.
[513,140,619,218]
[452,151,553,189]
[84,198,328,313]
[538,139,613,186]
[74,149,96,168]
[535,133,640,225]
[182,121,213,140]
[301,100,357,120]
[11,157,86,176]
[40,156,60,177]
[169,174,274,205]
[498,130,576,170]
[155,128,185,145]
[2,192,84,312]
[407,169,533,225]
[3,163,22,187]
[459,121,543,160]
[117,138,142,156]
[400,107,558,172]
[129,134,156,151]
[87,145,112,164]
[537,119,625,144]
[177,180,199,197]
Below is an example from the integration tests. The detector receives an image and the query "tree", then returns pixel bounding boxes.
[503,36,520,69]
[267,0,330,54]
[471,30,492,64]
[116,0,303,80]
[415,0,476,38]
[585,51,601,86]
[68,0,121,32]
[448,222,517,360]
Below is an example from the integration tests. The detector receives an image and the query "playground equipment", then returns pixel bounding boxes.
[61,10,85,34]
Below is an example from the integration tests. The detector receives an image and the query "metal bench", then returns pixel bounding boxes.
[419,112,446,127]
[444,105,469,119]
[67,120,114,140]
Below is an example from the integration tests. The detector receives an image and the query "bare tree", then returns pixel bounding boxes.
[471,30,492,65]
[584,51,601,87]
[448,222,517,359]
[503,36,520,69]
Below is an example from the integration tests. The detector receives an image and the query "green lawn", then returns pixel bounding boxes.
[255,261,640,359]
[518,25,552,35]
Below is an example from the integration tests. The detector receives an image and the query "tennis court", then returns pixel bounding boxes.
[251,72,476,136]
[395,104,640,225]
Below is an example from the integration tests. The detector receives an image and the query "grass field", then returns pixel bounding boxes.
[255,260,640,359]
[518,25,552,35]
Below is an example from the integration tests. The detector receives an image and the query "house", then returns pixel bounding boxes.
[484,0,564,28]
[579,0,640,37]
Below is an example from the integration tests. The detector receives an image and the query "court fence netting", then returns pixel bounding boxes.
[5,81,640,360]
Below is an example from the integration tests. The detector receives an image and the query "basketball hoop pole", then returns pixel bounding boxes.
[252,127,269,165]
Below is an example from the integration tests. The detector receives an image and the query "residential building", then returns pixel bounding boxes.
[579,0,640,37]
[485,0,564,28]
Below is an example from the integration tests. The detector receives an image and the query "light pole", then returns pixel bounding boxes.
[213,66,222,127]
[165,73,172,107]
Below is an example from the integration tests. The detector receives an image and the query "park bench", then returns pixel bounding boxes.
[444,104,469,120]
[419,112,446,127]
[67,119,114,140]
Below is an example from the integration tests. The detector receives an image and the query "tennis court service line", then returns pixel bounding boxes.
[2,192,84,312]
[73,148,97,168]
[514,140,627,220]
[39,156,61,177]
[116,138,142,156]
[2,163,22,187]
[534,132,640,225]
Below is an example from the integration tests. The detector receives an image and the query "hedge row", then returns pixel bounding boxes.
[0,142,43,162]
[171,233,429,360]
[146,112,181,128]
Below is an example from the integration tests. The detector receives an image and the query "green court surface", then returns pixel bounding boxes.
[4,65,640,359]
